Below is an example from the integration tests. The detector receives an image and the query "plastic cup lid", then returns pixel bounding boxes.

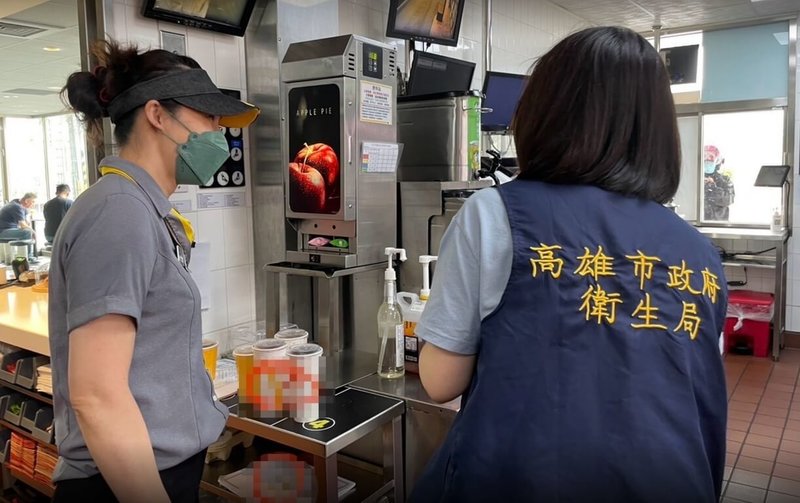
[202,339,217,348]
[233,343,254,356]
[275,328,309,340]
[253,339,287,352]
[287,343,323,358]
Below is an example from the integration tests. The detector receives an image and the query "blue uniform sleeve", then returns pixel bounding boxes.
[416,189,513,355]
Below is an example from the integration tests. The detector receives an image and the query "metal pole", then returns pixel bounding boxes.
[484,0,492,73]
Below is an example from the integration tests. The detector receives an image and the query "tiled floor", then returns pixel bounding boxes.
[724,350,800,503]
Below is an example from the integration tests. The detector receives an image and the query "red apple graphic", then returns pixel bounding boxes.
[295,143,339,188]
[289,162,326,213]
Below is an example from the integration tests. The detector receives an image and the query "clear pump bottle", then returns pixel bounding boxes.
[378,247,406,378]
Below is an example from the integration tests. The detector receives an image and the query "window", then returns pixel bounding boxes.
[701,110,784,225]
[44,114,89,198]
[1,114,88,206]
[4,117,47,203]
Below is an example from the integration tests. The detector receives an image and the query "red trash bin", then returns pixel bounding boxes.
[724,290,774,357]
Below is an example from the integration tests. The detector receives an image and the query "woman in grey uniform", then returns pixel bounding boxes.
[49,41,258,502]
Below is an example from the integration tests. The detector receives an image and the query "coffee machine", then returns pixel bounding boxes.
[281,35,398,268]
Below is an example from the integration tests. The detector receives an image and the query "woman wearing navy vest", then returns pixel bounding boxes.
[411,27,727,502]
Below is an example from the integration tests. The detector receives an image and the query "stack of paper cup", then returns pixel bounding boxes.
[253,339,289,416]
[287,343,324,423]
[274,328,308,347]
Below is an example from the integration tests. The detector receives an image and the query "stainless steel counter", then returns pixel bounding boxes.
[694,225,790,360]
[695,226,789,242]
[349,373,460,414]
[349,372,460,495]
[324,349,379,389]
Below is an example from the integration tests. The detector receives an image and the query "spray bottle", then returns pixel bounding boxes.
[378,247,406,378]
[397,255,437,373]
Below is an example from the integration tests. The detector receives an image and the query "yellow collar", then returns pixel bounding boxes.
[99,166,195,245]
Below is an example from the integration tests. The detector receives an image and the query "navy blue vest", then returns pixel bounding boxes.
[411,181,727,502]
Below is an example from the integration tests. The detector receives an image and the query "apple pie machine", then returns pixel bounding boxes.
[281,34,398,269]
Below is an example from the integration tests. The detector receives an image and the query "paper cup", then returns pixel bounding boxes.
[202,339,219,381]
[287,343,323,423]
[233,344,255,414]
[253,339,289,416]
[274,328,309,347]
[253,339,288,360]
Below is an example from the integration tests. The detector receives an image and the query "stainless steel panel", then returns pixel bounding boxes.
[397,95,480,182]
[246,0,285,326]
[398,181,490,294]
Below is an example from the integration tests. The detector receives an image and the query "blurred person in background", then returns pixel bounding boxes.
[703,145,735,221]
[0,192,36,240]
[44,184,73,244]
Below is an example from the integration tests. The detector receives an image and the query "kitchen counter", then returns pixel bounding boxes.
[0,285,49,356]
[349,372,460,414]
[695,226,789,242]
[693,225,790,360]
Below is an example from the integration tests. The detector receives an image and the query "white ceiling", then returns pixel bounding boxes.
[549,0,800,33]
[0,0,80,117]
[0,0,798,116]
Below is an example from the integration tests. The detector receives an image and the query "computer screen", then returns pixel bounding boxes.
[406,51,475,97]
[142,0,257,37]
[386,0,466,47]
[481,71,527,132]
[754,165,790,187]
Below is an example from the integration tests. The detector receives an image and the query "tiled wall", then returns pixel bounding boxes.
[785,33,800,332]
[489,0,588,74]
[103,0,256,351]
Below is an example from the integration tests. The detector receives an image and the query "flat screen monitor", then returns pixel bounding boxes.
[386,0,466,47]
[659,45,699,84]
[481,71,527,132]
[142,0,257,37]
[754,165,790,187]
[406,51,475,97]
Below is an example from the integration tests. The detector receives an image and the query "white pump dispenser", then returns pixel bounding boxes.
[396,255,438,373]
[419,255,438,301]
[378,247,406,378]
[384,247,407,281]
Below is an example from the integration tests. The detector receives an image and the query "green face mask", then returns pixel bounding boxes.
[164,112,230,185]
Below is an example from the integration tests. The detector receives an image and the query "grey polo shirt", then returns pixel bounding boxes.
[48,156,228,482]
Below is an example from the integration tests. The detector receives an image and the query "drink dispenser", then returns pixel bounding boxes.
[281,35,398,268]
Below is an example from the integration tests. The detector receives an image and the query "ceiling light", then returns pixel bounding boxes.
[47,86,61,90]
[42,46,61,52]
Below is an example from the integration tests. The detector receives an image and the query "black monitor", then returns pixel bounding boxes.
[142,0,257,37]
[754,165,790,187]
[659,45,699,84]
[481,71,527,132]
[386,0,466,47]
[406,51,475,97]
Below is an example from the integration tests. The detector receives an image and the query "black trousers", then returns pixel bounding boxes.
[52,449,207,503]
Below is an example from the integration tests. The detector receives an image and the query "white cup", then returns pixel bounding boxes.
[274,328,309,347]
[287,343,323,423]
[253,339,289,416]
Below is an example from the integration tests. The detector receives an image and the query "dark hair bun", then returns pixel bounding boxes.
[63,70,104,120]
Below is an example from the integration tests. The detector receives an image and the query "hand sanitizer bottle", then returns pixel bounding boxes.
[378,247,406,378]
[772,208,782,233]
